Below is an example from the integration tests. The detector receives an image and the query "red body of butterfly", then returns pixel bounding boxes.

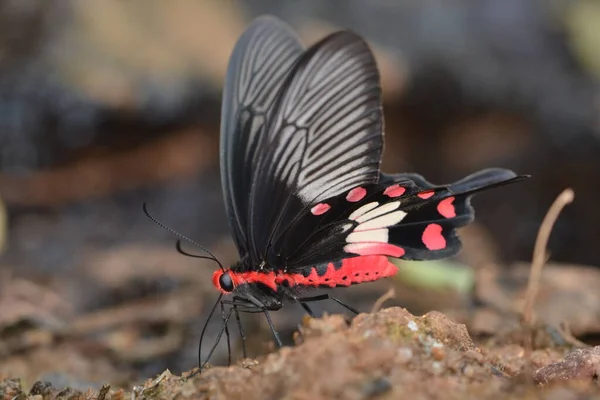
[196,15,525,367]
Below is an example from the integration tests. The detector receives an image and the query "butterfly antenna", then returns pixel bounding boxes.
[175,240,226,272]
[142,203,225,272]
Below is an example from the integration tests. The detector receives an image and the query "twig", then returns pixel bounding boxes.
[521,188,574,326]
[370,287,396,314]
[556,321,591,348]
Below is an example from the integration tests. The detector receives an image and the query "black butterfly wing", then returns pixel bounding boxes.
[222,17,525,277]
[220,16,304,257]
[279,168,526,269]
[242,29,384,266]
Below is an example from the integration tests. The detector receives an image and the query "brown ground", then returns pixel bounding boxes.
[1,307,598,400]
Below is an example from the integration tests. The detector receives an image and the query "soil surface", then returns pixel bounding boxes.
[1,307,598,400]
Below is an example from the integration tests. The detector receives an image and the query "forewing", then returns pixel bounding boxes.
[246,30,384,266]
[220,16,304,256]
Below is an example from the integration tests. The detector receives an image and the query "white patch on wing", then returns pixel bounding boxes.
[356,201,401,223]
[346,229,388,243]
[354,210,407,232]
[349,202,379,220]
[339,223,354,233]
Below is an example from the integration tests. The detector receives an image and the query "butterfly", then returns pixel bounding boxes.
[159,15,527,370]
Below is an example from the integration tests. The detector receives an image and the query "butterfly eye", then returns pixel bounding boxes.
[219,273,234,292]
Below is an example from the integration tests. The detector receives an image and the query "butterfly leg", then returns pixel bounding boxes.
[228,296,283,348]
[222,297,264,359]
[262,308,283,348]
[232,304,248,359]
[201,307,234,370]
[195,294,225,374]
[220,301,232,366]
[220,300,265,313]
[222,297,283,349]
[300,302,317,318]
[298,294,359,315]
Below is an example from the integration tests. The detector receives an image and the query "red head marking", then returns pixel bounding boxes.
[212,269,234,294]
[213,268,278,293]
[212,269,224,292]
[346,187,367,202]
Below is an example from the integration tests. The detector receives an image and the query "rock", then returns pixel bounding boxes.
[533,346,600,384]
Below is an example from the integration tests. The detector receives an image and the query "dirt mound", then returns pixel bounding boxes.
[2,307,598,400]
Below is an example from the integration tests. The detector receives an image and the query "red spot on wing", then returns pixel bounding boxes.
[437,197,456,218]
[346,187,367,202]
[383,184,406,198]
[275,256,397,288]
[311,202,331,215]
[418,190,435,199]
[422,223,446,250]
[344,242,405,257]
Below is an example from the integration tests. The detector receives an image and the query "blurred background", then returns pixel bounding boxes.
[0,0,599,390]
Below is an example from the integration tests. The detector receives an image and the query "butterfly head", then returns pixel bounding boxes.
[211,261,282,301]
[212,269,235,293]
